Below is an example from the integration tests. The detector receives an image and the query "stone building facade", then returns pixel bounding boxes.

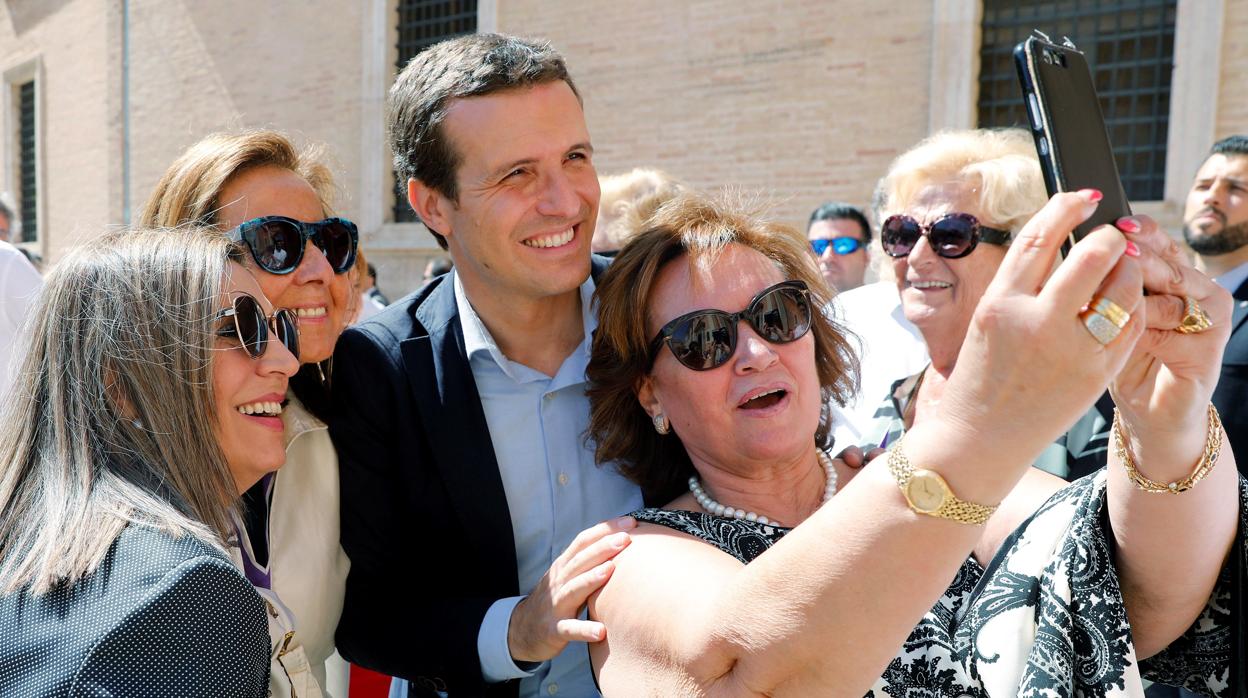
[0,0,1241,297]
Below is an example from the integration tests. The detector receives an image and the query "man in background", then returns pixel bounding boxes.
[807,201,871,292]
[0,237,42,398]
[1182,134,1248,470]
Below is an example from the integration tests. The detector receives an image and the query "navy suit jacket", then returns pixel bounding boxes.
[331,258,632,696]
[1213,278,1248,475]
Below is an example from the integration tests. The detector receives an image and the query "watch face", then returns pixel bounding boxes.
[905,471,947,513]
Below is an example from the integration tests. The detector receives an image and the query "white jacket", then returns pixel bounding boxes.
[0,242,41,399]
[234,394,351,697]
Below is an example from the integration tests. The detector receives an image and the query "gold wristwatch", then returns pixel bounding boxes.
[887,438,997,525]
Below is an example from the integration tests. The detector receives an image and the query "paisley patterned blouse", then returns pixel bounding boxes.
[631,472,1247,697]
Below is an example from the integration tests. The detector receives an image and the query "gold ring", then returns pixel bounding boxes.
[1176,296,1213,334]
[1079,295,1130,346]
[1081,310,1123,345]
[1091,296,1130,329]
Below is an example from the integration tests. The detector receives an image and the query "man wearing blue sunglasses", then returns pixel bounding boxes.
[806,202,871,292]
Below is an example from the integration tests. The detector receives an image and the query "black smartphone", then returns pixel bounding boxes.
[1014,33,1131,254]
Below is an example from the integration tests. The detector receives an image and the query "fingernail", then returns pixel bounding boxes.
[1080,188,1103,203]
[1124,241,1141,257]
[615,516,636,528]
[1116,217,1141,234]
[611,532,630,547]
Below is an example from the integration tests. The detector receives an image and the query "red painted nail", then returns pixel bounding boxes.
[1124,241,1141,257]
[1116,217,1141,234]
[1080,188,1104,202]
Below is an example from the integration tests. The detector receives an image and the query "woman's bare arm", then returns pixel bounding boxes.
[1103,218,1239,658]
[591,193,1149,695]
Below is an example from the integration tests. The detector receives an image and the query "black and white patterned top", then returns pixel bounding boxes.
[0,523,270,697]
[632,471,1248,697]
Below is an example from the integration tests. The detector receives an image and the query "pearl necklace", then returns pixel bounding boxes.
[688,451,838,526]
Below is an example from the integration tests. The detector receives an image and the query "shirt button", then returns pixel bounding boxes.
[558,472,569,486]
[543,393,553,401]
[547,684,559,695]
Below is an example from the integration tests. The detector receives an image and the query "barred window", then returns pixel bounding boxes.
[393,0,478,223]
[977,0,1177,201]
[17,79,36,243]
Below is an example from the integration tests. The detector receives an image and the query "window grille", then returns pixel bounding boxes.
[393,0,478,223]
[17,80,36,243]
[977,0,1177,201]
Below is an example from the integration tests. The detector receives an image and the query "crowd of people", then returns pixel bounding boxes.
[0,31,1246,698]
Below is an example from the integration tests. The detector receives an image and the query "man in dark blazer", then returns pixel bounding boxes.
[330,34,645,697]
[1183,135,1248,472]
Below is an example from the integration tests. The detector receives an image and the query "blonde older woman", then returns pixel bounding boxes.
[585,184,1244,696]
[865,129,1112,481]
[141,130,354,697]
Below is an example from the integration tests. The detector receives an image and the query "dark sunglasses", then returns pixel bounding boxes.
[215,294,300,360]
[880,213,1011,259]
[649,280,813,371]
[810,237,862,256]
[229,216,359,275]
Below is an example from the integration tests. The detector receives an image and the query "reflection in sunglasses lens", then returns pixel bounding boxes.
[831,238,859,255]
[257,221,299,271]
[930,215,974,256]
[276,309,300,359]
[235,296,267,359]
[665,285,811,371]
[323,222,354,271]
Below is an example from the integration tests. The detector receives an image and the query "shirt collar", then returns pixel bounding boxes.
[453,270,599,373]
[1213,261,1248,294]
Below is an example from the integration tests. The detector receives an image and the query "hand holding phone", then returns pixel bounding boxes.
[1014,33,1131,253]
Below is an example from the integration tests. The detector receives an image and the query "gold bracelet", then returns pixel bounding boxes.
[1112,404,1222,494]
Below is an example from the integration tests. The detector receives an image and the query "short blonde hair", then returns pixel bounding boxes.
[874,128,1046,238]
[593,168,684,253]
[140,129,336,229]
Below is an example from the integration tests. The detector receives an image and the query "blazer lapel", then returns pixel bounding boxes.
[1230,278,1248,338]
[402,279,518,583]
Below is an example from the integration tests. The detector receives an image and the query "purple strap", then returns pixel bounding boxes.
[236,473,275,590]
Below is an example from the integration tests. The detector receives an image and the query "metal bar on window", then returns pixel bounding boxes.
[18,80,36,244]
[393,0,479,223]
[977,0,1177,201]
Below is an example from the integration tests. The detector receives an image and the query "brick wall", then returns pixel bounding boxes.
[499,0,934,233]
[4,0,1248,294]
[124,0,365,223]
[1216,0,1248,140]
[0,0,120,260]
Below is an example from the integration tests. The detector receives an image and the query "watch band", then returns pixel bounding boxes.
[887,437,997,526]
[930,494,997,526]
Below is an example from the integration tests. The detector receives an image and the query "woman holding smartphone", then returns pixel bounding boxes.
[586,174,1244,695]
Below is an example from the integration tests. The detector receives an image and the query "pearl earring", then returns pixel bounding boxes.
[653,413,669,435]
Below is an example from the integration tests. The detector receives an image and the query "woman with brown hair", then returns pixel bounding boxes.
[141,129,355,697]
[585,187,1244,695]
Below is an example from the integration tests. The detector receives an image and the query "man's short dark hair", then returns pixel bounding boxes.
[388,33,580,250]
[0,199,12,224]
[1211,135,1248,158]
[367,262,378,281]
[807,202,872,244]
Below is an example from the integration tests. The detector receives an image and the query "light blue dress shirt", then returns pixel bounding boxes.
[456,271,643,697]
[1214,260,1248,294]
